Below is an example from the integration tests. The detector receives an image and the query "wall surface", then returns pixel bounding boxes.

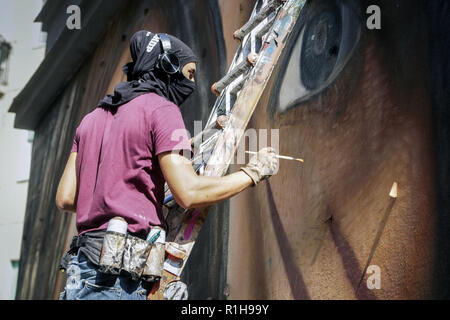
[226,0,448,299]
[12,0,450,300]
[0,0,45,300]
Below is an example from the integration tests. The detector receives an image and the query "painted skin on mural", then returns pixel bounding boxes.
[227,0,435,299]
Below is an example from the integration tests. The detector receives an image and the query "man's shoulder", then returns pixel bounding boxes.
[84,107,104,119]
[137,92,176,110]
[77,108,106,130]
[137,93,180,115]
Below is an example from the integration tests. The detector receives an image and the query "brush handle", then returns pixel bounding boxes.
[245,151,303,162]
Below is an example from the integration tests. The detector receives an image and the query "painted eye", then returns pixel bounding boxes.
[301,10,341,90]
[274,0,360,113]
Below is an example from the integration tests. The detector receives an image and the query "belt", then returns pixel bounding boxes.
[59,234,90,272]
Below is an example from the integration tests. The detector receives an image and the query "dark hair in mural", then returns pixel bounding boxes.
[426,0,450,299]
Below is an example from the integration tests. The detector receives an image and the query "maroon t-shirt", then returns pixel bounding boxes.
[71,92,191,237]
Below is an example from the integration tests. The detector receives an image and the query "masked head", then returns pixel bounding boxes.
[123,30,198,106]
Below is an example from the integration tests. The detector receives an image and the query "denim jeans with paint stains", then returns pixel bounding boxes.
[59,250,148,300]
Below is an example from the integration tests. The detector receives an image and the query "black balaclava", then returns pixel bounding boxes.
[98,30,198,108]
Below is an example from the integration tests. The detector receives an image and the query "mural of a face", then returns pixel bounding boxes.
[227,0,436,299]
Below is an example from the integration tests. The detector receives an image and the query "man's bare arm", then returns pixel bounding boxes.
[158,151,253,209]
[56,152,78,212]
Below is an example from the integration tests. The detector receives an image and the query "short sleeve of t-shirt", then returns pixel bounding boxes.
[71,123,81,153]
[151,104,192,157]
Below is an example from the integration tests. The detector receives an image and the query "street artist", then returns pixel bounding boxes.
[55,30,278,300]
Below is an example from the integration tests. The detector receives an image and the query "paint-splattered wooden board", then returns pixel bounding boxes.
[148,0,307,300]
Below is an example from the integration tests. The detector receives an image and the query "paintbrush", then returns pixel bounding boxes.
[356,182,398,293]
[245,151,304,163]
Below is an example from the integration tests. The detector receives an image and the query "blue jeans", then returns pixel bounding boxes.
[59,250,148,300]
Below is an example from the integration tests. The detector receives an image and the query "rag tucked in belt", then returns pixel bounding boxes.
[59,230,105,271]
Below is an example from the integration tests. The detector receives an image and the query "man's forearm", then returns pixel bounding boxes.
[159,152,257,209]
[184,170,253,208]
[56,152,79,213]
